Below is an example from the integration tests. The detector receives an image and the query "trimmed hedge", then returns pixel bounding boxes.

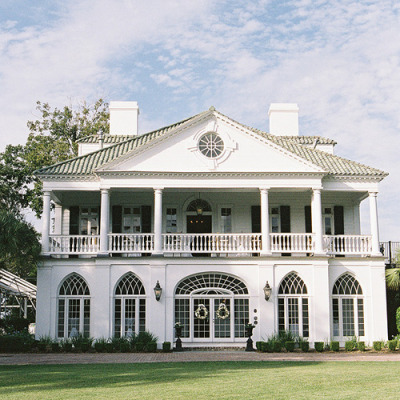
[162,342,171,352]
[314,342,324,352]
[357,341,365,351]
[345,340,355,352]
[373,341,383,351]
[388,340,397,351]
[330,341,340,352]
[285,341,295,352]
[300,341,309,352]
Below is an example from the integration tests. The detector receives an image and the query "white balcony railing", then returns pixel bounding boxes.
[108,234,154,253]
[46,233,374,257]
[49,235,100,254]
[270,233,314,253]
[324,235,372,255]
[162,233,261,254]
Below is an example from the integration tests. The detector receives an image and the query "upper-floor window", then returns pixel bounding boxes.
[166,208,177,233]
[220,208,232,233]
[80,207,99,235]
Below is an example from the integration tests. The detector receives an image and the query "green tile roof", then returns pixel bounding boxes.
[35,108,387,178]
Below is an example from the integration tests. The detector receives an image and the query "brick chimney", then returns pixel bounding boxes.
[268,103,299,136]
[109,101,139,135]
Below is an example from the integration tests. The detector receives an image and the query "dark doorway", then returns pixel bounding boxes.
[187,215,212,256]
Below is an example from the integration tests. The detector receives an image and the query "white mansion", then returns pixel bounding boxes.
[35,102,388,347]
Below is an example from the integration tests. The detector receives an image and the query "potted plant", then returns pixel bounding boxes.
[174,322,183,351]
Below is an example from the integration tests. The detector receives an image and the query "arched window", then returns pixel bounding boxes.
[175,273,249,341]
[57,273,90,338]
[332,273,364,337]
[278,272,309,337]
[186,199,212,213]
[114,273,146,338]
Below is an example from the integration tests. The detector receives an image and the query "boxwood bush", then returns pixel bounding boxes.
[373,341,383,351]
[285,341,295,352]
[330,341,340,352]
[300,341,309,352]
[388,340,397,351]
[162,341,171,352]
[345,340,355,351]
[357,341,365,351]
[314,342,324,352]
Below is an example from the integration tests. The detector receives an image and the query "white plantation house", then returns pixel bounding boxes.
[35,101,388,347]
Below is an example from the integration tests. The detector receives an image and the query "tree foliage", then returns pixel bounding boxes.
[385,250,400,291]
[0,210,41,278]
[0,99,109,217]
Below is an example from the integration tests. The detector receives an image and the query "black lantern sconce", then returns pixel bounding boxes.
[154,281,162,301]
[263,281,272,301]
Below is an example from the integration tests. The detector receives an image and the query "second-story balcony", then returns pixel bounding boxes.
[46,232,373,257]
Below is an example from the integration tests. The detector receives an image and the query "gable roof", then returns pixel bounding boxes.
[35,108,387,179]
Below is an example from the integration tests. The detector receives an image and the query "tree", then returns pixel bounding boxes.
[386,251,400,290]
[0,99,109,217]
[0,210,41,278]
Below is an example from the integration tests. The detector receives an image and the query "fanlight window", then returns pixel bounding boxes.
[59,274,90,296]
[278,272,309,337]
[332,273,364,337]
[278,272,308,295]
[114,273,146,338]
[332,274,362,295]
[186,199,212,213]
[175,273,248,295]
[198,132,224,158]
[57,273,90,339]
[115,273,146,295]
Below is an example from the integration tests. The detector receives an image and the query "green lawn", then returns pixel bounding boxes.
[1,361,400,400]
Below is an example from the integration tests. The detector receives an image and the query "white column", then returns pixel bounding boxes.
[99,189,110,255]
[353,202,361,235]
[312,188,324,255]
[153,188,163,255]
[260,188,271,255]
[42,191,51,253]
[369,192,381,255]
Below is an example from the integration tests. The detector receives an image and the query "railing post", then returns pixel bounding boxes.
[41,191,51,254]
[312,188,324,255]
[369,191,381,256]
[260,188,271,255]
[153,187,163,255]
[99,189,110,256]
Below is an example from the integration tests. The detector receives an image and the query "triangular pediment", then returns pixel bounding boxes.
[97,112,325,175]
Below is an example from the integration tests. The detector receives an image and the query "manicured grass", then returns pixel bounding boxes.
[1,361,400,399]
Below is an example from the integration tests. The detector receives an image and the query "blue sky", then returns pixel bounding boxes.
[0,0,399,240]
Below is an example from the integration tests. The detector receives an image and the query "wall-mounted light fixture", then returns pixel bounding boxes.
[154,281,162,301]
[263,281,272,301]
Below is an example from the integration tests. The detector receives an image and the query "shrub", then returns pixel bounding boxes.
[37,335,53,352]
[357,341,365,351]
[0,335,25,352]
[345,340,355,352]
[300,341,309,352]
[373,341,383,351]
[273,341,282,353]
[388,340,397,351]
[285,341,295,352]
[330,341,340,352]
[314,342,324,352]
[135,331,158,352]
[278,330,297,347]
[162,342,171,352]
[71,334,93,352]
[256,341,262,351]
[147,342,158,352]
[60,339,72,352]
[94,338,107,353]
[51,342,60,352]
[0,316,30,334]
[105,342,114,353]
[396,306,400,334]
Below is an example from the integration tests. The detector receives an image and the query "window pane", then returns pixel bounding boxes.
[357,299,365,336]
[166,208,177,233]
[68,298,80,337]
[234,298,249,338]
[175,298,190,338]
[288,298,299,336]
[139,299,146,333]
[193,298,210,338]
[214,299,230,338]
[332,298,339,336]
[221,208,232,233]
[342,298,355,336]
[114,299,121,338]
[302,298,309,338]
[58,299,65,338]
[278,298,285,333]
[124,298,136,336]
[83,299,90,338]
